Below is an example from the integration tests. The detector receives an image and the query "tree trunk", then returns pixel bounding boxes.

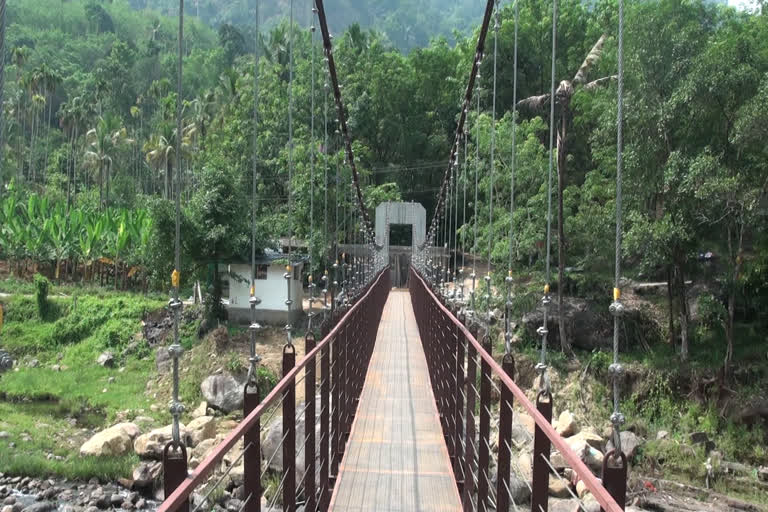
[106,159,111,205]
[676,264,690,362]
[724,221,744,381]
[99,161,104,206]
[557,107,571,354]
[667,265,676,345]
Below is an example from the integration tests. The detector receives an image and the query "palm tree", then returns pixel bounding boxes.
[517,35,614,355]
[144,122,189,199]
[84,114,134,206]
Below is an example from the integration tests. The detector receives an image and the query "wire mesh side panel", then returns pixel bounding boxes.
[408,266,627,512]
[158,268,390,512]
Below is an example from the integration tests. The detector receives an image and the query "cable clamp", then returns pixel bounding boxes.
[609,300,625,317]
[168,344,184,358]
[536,326,548,337]
[608,363,625,377]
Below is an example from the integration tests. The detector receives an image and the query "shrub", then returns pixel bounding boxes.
[34,274,51,320]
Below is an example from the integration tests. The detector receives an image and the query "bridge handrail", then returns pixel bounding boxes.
[410,266,623,512]
[159,267,390,512]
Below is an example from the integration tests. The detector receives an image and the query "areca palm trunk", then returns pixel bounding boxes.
[557,105,572,355]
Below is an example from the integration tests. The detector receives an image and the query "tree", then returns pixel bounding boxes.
[516,34,614,355]
[84,114,134,206]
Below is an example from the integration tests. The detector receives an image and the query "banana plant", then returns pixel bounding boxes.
[78,215,104,282]
[44,202,72,281]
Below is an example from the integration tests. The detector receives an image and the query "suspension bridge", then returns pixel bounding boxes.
[155,0,631,510]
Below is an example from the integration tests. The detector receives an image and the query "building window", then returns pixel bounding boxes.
[221,278,230,299]
[256,264,268,280]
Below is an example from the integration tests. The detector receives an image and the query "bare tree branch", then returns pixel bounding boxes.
[573,34,607,85]
[516,93,551,113]
[583,75,617,91]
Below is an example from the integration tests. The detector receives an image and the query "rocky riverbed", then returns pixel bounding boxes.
[0,475,157,512]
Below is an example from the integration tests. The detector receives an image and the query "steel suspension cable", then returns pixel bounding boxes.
[247,0,262,385]
[285,0,295,347]
[609,0,627,457]
[322,30,330,315]
[169,0,185,447]
[453,137,460,293]
[485,0,500,327]
[0,0,5,190]
[460,129,468,300]
[308,0,317,330]
[505,0,519,357]
[471,89,481,315]
[537,0,558,394]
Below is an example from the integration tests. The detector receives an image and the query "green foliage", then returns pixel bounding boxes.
[34,273,51,319]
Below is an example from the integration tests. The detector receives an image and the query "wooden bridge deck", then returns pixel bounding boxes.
[330,290,462,512]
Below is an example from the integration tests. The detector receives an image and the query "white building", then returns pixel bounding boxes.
[219,253,305,325]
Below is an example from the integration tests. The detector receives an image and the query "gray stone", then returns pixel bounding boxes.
[656,430,669,440]
[97,352,114,367]
[606,431,643,459]
[22,503,56,512]
[132,461,163,488]
[201,374,243,413]
[155,348,171,374]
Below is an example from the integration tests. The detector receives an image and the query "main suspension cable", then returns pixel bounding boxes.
[425,0,496,243]
[315,0,375,241]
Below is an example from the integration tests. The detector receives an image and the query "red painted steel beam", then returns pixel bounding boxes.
[158,269,389,512]
[410,268,623,512]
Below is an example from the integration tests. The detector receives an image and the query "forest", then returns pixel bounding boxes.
[2,0,766,369]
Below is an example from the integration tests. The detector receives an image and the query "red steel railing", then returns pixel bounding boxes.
[409,267,627,512]
[159,268,390,512]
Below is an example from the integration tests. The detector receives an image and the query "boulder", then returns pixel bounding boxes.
[551,437,604,471]
[97,352,114,367]
[80,424,140,457]
[261,398,322,488]
[201,374,243,413]
[191,402,208,419]
[132,461,163,489]
[555,411,577,437]
[548,476,571,498]
[187,416,216,447]
[190,438,220,469]
[134,424,189,459]
[568,428,604,450]
[606,431,643,459]
[155,348,171,374]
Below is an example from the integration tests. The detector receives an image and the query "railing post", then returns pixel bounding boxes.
[243,383,261,512]
[282,345,297,512]
[531,391,553,512]
[319,340,331,512]
[304,333,317,511]
[163,444,188,512]
[496,354,515,512]
[601,452,628,511]
[331,334,341,484]
[477,335,492,512]
[462,333,477,512]
[453,317,465,491]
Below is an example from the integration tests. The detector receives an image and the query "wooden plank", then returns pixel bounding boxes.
[330,291,462,512]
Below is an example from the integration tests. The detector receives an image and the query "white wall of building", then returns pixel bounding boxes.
[221,263,304,313]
